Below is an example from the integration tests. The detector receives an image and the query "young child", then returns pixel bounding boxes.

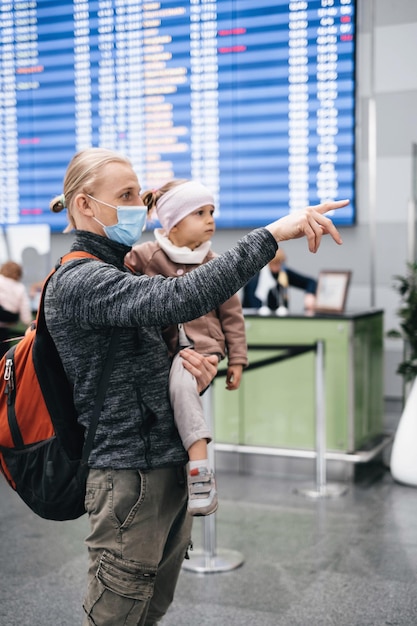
[126,179,248,516]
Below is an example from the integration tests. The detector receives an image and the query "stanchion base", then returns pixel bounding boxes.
[182,548,244,574]
[294,482,349,499]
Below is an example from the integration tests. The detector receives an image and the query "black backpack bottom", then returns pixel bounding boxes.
[1,436,88,521]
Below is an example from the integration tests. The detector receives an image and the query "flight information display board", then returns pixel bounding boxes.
[0,0,356,231]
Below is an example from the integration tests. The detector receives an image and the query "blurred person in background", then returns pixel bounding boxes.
[0,261,33,356]
[241,248,317,316]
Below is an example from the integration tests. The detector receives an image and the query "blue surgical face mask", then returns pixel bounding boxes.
[87,194,147,247]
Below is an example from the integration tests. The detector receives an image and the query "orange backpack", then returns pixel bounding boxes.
[0,252,119,520]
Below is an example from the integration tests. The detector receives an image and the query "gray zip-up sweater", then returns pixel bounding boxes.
[44,228,277,470]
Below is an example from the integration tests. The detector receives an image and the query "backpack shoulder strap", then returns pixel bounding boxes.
[60,251,99,265]
[34,252,100,333]
[82,328,120,463]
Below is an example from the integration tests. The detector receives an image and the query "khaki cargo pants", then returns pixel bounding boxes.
[82,466,192,626]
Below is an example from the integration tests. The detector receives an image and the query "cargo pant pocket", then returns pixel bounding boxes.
[83,550,157,626]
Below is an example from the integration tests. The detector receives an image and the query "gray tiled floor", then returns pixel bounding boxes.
[1,400,417,626]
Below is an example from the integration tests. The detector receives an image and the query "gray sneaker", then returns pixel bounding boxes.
[187,467,218,516]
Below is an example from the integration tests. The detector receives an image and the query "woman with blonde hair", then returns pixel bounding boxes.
[47,146,346,626]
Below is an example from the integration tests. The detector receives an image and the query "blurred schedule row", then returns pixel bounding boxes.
[0,0,356,230]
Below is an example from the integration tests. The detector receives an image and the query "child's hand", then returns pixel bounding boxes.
[226,364,243,390]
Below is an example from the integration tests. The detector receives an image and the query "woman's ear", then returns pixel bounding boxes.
[74,193,94,216]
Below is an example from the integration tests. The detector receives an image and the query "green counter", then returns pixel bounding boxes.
[213,310,384,453]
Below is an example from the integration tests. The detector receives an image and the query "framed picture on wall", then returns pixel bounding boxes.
[314,271,352,314]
